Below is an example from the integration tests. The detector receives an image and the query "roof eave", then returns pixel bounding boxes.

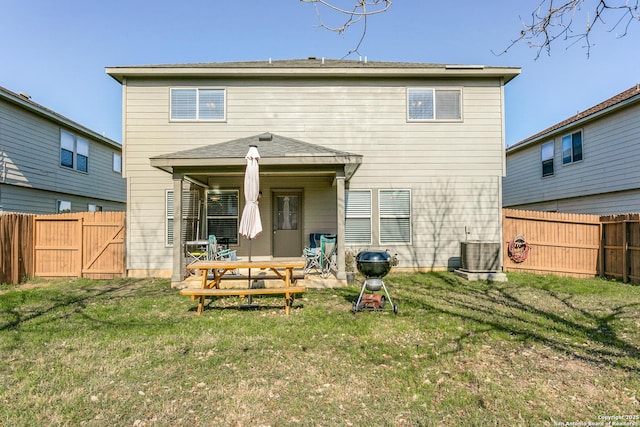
[150,154,362,168]
[105,66,521,84]
[150,154,363,180]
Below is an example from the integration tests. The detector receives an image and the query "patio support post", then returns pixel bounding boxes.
[336,172,346,280]
[171,173,185,285]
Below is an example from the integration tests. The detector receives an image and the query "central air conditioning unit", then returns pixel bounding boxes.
[460,241,500,272]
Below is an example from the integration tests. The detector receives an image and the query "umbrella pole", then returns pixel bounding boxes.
[244,238,258,308]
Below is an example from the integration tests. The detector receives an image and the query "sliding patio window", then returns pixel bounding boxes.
[379,189,412,244]
[345,190,372,245]
[206,190,239,245]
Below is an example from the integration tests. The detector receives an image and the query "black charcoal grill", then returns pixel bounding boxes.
[352,250,398,314]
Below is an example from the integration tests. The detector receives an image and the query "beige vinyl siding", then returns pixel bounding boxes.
[125,174,338,273]
[1,98,125,207]
[349,176,501,268]
[123,77,506,273]
[504,102,640,213]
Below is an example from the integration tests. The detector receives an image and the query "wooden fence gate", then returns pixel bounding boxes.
[502,209,602,278]
[0,213,35,284]
[601,213,640,283]
[34,211,125,279]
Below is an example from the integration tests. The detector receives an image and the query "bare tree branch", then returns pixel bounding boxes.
[300,0,392,56]
[493,0,640,58]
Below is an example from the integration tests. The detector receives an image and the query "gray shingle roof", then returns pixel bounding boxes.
[150,133,363,180]
[508,83,640,151]
[106,58,521,84]
[112,58,461,70]
[151,133,355,160]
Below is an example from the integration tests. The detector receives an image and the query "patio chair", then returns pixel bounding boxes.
[208,234,237,261]
[302,233,324,274]
[185,240,208,264]
[207,235,238,276]
[320,234,337,279]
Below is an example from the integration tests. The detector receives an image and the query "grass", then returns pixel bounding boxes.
[1,272,639,426]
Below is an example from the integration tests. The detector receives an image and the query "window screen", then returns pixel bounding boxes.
[379,189,411,244]
[171,88,225,121]
[408,88,462,121]
[541,141,554,177]
[345,190,372,244]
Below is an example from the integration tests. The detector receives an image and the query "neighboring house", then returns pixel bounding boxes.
[106,58,520,284]
[504,84,640,214]
[0,85,126,213]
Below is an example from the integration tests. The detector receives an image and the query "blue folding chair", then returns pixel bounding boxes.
[320,234,337,279]
[303,233,324,274]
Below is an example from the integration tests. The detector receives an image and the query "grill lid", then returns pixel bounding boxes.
[356,251,391,263]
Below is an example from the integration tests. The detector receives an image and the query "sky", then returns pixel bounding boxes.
[1,0,638,147]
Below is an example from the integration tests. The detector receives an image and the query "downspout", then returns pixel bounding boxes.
[499,77,506,270]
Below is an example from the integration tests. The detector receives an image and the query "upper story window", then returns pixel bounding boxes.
[113,152,122,173]
[407,88,462,121]
[170,88,226,121]
[60,130,89,172]
[379,189,412,244]
[562,130,583,165]
[541,141,554,177]
[57,200,71,213]
[345,190,372,245]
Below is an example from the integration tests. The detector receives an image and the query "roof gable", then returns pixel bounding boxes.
[150,133,363,179]
[152,132,355,160]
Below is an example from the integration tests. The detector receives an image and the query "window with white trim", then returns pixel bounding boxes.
[166,190,202,246]
[206,190,239,245]
[379,189,411,244]
[88,204,103,212]
[541,141,554,177]
[562,130,583,164]
[113,153,122,173]
[60,130,89,172]
[345,190,372,245]
[170,88,225,121]
[407,88,462,121]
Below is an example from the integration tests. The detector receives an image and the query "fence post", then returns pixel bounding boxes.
[599,222,604,278]
[623,220,629,283]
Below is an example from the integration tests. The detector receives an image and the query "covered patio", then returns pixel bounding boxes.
[149,132,362,286]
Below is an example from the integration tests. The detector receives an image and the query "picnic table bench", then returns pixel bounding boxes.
[180,259,306,315]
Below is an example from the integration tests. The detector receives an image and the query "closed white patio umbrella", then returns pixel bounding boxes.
[238,145,262,301]
[239,145,262,243]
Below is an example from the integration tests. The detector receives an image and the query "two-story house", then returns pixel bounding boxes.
[0,85,126,213]
[504,84,640,214]
[106,58,520,284]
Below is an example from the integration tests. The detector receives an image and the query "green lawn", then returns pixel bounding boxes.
[1,272,639,426]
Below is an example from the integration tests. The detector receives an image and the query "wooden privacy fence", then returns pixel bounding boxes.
[503,209,640,283]
[503,209,602,278]
[600,213,640,283]
[0,213,35,284]
[34,211,125,280]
